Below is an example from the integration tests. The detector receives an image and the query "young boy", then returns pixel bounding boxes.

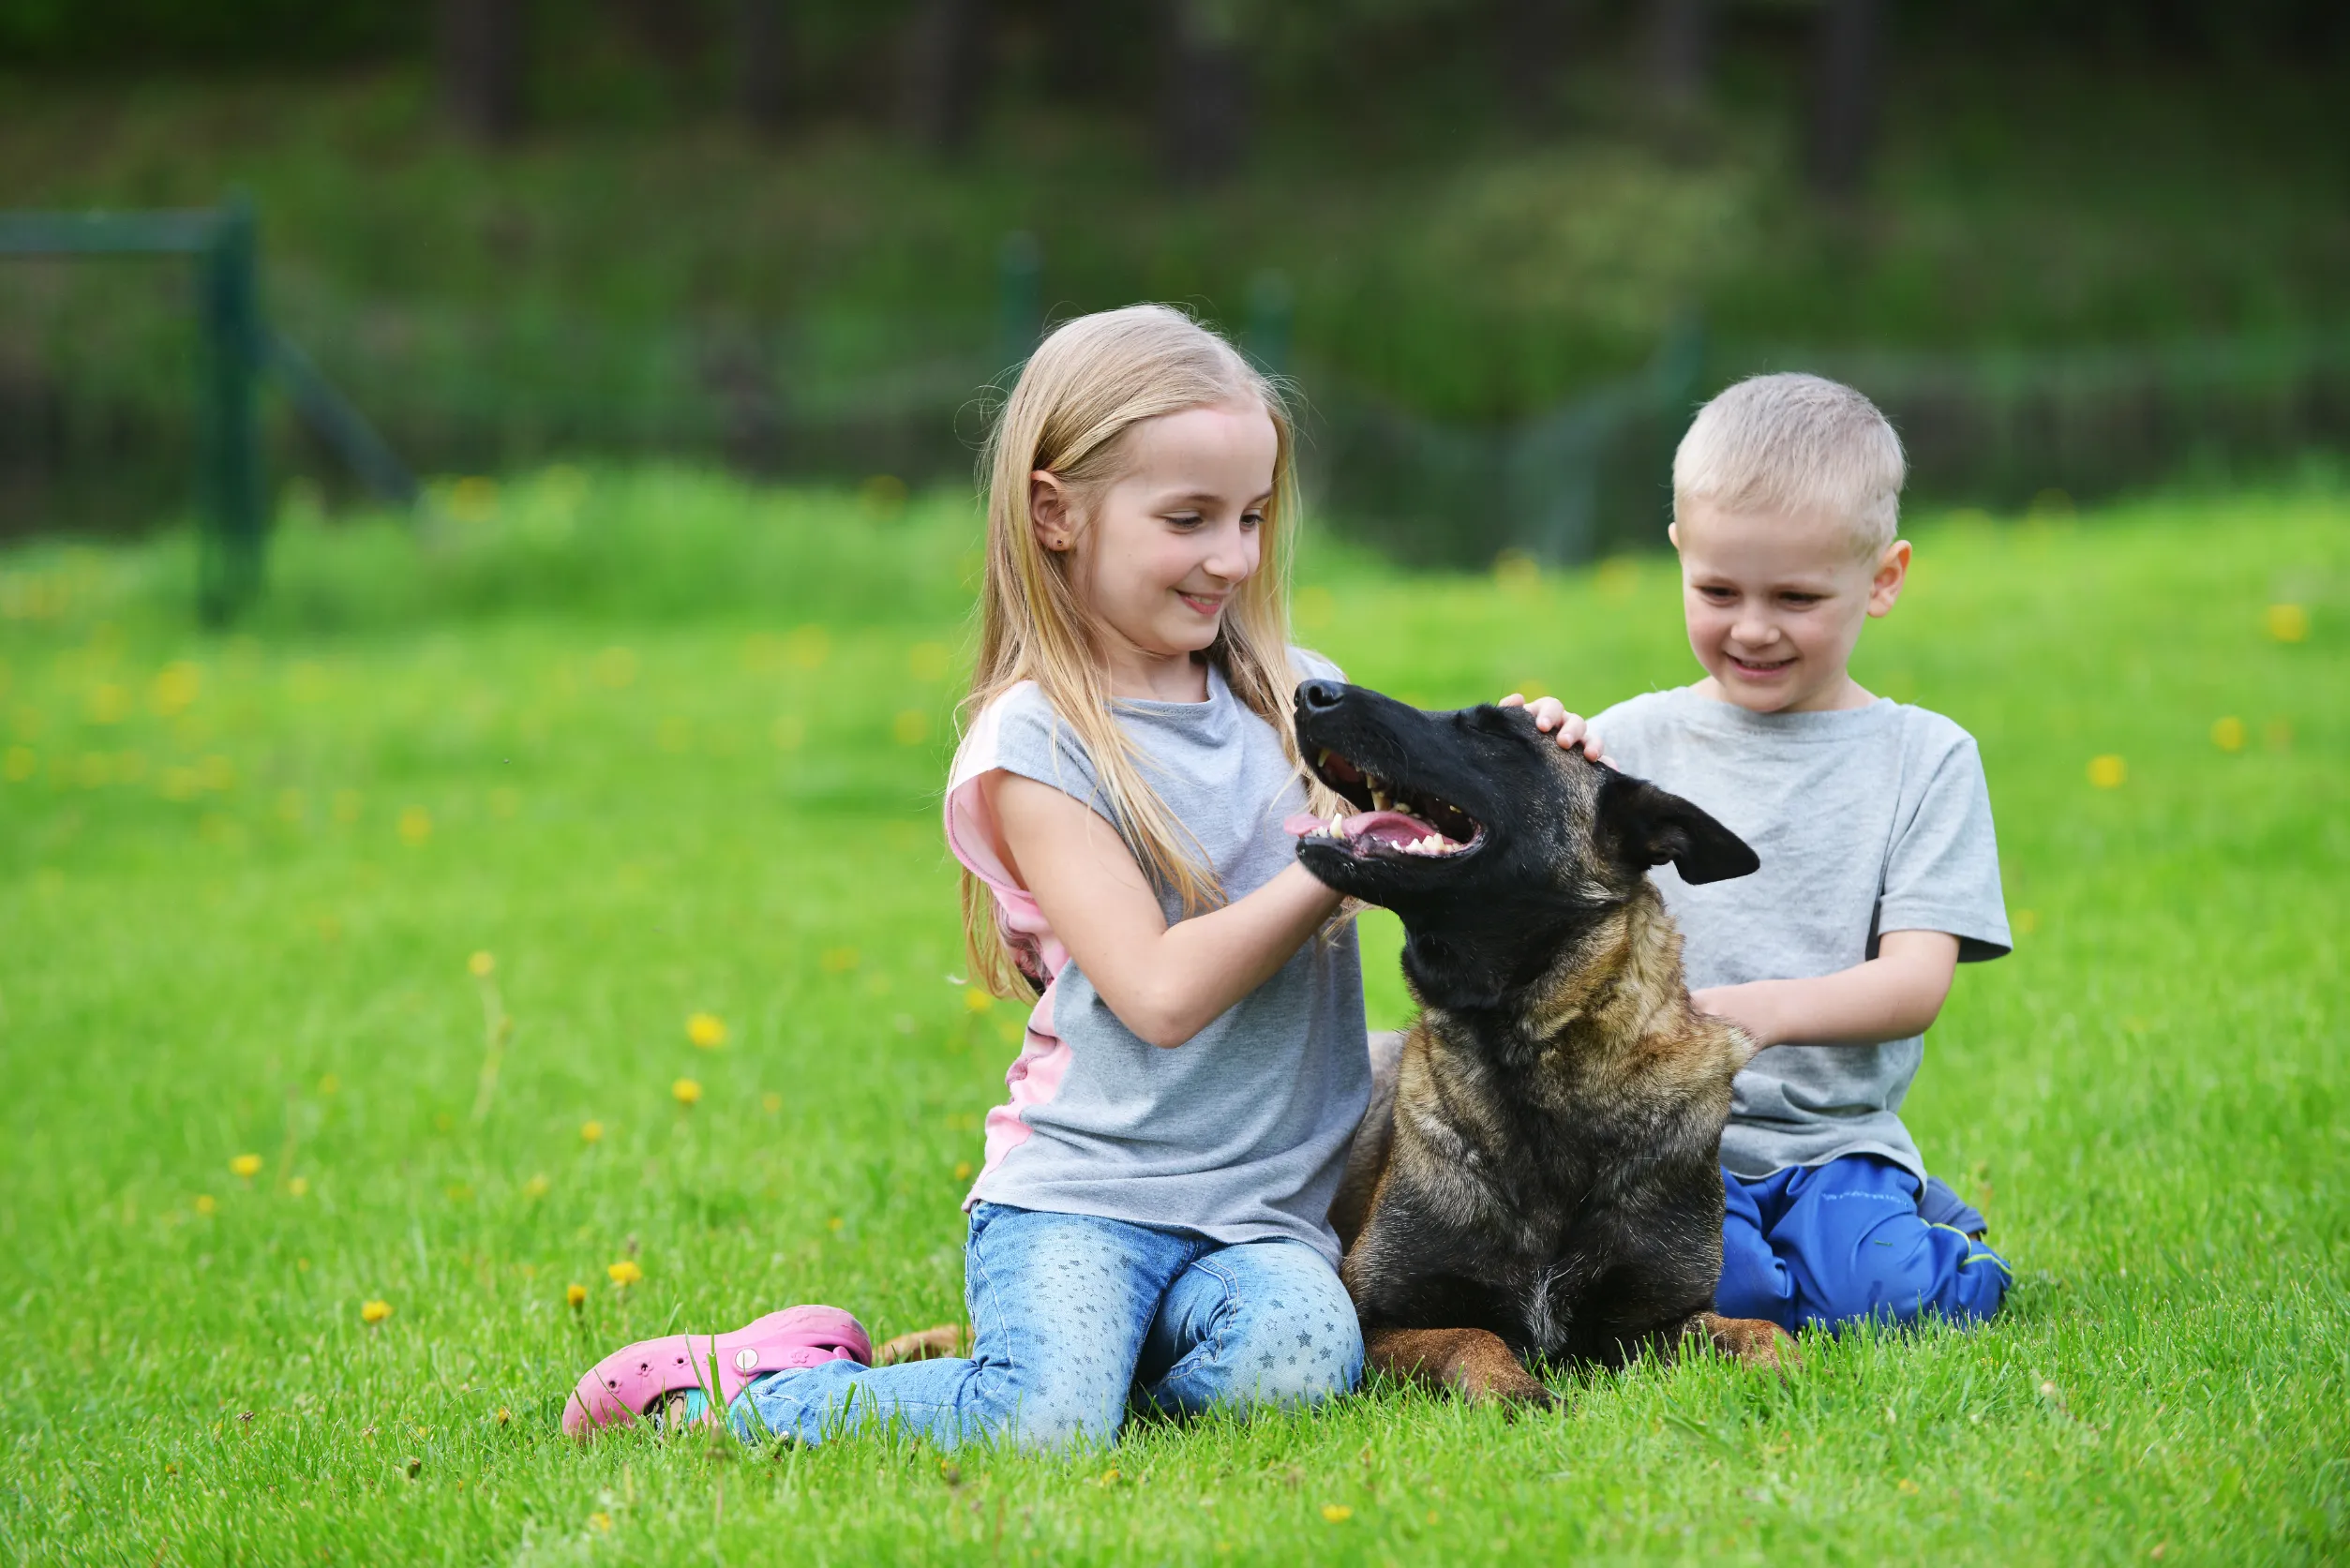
[1530,372,2012,1333]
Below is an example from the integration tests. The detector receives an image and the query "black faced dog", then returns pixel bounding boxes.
[1290,679,1795,1406]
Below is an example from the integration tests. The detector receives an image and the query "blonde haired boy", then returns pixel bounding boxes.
[1533,372,2012,1332]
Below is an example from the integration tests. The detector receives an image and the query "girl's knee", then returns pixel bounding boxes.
[1214,1310,1363,1409]
[1154,1246,1363,1412]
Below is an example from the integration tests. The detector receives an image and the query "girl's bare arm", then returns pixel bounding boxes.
[986,770,1342,1049]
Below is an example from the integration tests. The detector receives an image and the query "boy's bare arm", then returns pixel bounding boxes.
[1690,931,1960,1050]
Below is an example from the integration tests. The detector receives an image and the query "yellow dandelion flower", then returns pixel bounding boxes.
[786,625,829,670]
[671,1078,702,1107]
[150,661,202,717]
[686,1012,728,1050]
[522,1172,550,1199]
[288,1176,310,1198]
[607,1260,643,1288]
[2087,754,2127,789]
[497,1407,511,1426]
[589,1511,613,1532]
[566,1282,589,1308]
[2266,603,2308,643]
[820,947,860,974]
[591,646,638,689]
[230,1153,262,1179]
[580,1120,605,1143]
[468,950,496,978]
[318,1073,340,1095]
[761,1091,783,1113]
[397,806,432,845]
[1321,1504,1354,1523]
[963,988,995,1014]
[360,1299,394,1325]
[2209,716,2246,752]
[954,1160,974,1182]
[193,1194,217,1216]
[891,709,931,746]
[826,1216,844,1232]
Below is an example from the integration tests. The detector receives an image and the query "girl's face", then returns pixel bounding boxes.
[1036,401,1278,681]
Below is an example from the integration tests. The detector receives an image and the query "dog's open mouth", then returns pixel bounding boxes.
[1283,746,1485,859]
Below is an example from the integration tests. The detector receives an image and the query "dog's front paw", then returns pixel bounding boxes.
[873,1322,966,1366]
[1699,1312,1799,1373]
[1479,1375,1564,1414]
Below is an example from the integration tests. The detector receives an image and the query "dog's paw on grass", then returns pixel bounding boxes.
[874,1323,968,1366]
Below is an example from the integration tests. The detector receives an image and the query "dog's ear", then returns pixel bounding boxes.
[1594,769,1759,886]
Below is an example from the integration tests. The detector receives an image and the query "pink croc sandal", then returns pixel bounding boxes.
[563,1305,872,1437]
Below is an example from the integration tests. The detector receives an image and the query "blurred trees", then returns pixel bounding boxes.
[0,0,2342,194]
[440,0,527,142]
[736,0,794,132]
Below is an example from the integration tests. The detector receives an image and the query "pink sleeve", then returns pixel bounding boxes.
[943,689,1069,985]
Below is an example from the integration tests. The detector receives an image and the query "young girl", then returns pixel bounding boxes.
[564,305,1373,1451]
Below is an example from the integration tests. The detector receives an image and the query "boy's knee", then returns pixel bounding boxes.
[1797,1225,2011,1331]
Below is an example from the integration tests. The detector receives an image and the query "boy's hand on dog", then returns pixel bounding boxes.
[1500,694,1609,765]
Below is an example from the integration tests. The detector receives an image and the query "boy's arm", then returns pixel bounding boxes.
[1690,930,1959,1050]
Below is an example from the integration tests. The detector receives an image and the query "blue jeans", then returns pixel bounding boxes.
[1716,1155,2011,1333]
[727,1202,1362,1452]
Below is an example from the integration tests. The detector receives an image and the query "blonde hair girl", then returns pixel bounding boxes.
[960,303,1346,994]
[564,304,1375,1453]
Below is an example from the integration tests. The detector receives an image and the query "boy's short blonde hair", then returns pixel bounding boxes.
[1672,372,1906,556]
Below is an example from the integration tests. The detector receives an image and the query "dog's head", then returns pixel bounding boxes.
[1288,679,1758,1010]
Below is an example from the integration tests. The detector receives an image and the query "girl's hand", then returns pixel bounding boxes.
[1498,693,1606,764]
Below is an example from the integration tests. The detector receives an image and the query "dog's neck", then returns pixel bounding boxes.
[1408,882,1702,1079]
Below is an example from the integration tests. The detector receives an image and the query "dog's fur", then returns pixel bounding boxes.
[1296,680,1794,1405]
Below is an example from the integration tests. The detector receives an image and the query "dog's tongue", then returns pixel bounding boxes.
[1283,809,1442,848]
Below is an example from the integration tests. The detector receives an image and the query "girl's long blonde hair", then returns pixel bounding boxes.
[961,304,1338,997]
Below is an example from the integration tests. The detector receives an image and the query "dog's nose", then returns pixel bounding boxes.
[1298,679,1346,713]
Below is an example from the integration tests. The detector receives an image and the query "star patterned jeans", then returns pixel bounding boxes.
[728,1202,1361,1452]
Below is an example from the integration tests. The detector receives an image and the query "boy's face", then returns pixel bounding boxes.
[1670,500,1910,714]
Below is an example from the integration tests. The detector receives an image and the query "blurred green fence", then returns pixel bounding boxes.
[6,238,2348,569]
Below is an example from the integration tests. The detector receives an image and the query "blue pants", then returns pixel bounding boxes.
[727,1202,1361,1452]
[1716,1156,2010,1333]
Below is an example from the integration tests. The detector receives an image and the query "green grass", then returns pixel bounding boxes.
[0,473,2344,1562]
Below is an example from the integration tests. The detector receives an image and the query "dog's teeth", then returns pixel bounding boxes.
[1329,814,1348,838]
[1317,749,1331,768]
[1370,788,1391,811]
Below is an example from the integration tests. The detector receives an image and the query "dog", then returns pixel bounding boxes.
[1288,679,1795,1406]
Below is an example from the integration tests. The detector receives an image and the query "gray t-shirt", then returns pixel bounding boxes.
[943,653,1369,1264]
[1590,687,2011,1181]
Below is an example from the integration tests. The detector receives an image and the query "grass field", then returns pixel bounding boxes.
[1,473,2343,1563]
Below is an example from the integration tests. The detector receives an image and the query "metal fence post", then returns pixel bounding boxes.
[1245,269,1293,379]
[995,231,1041,380]
[197,194,266,624]
[1653,310,1706,533]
